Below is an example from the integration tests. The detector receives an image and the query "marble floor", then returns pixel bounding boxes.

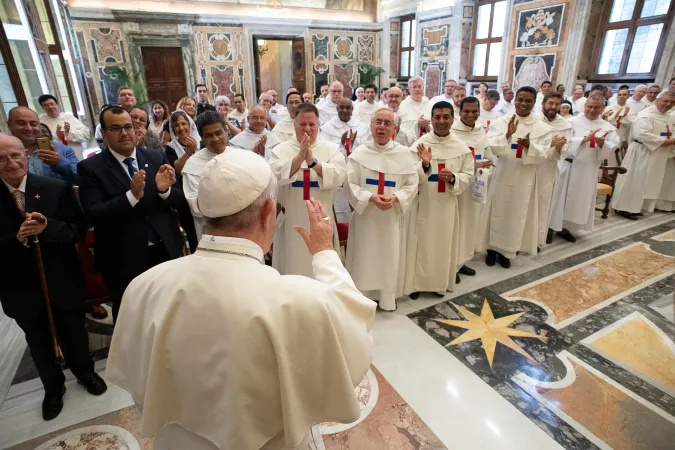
[1,211,673,449]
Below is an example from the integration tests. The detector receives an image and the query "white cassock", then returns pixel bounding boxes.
[182,148,223,240]
[499,101,515,116]
[549,115,618,232]
[451,119,493,266]
[604,103,633,146]
[230,128,281,161]
[611,106,675,213]
[536,114,572,246]
[39,112,90,159]
[535,92,545,111]
[270,104,287,124]
[399,96,433,140]
[228,108,248,124]
[479,105,504,129]
[572,97,586,116]
[272,115,295,142]
[403,133,474,294]
[353,100,380,123]
[476,113,553,258]
[430,95,455,107]
[107,236,375,450]
[319,116,371,223]
[626,97,649,120]
[269,138,346,277]
[317,98,339,125]
[392,109,418,146]
[345,140,419,311]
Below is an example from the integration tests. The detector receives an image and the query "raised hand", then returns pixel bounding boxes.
[582,129,600,145]
[37,144,62,166]
[130,170,146,200]
[601,110,612,121]
[184,136,198,155]
[64,122,71,134]
[595,131,609,148]
[417,143,432,166]
[418,115,430,131]
[551,135,567,151]
[506,115,519,140]
[294,198,334,255]
[240,118,247,131]
[517,132,531,149]
[155,164,176,193]
[56,124,63,137]
[253,135,267,157]
[301,133,313,164]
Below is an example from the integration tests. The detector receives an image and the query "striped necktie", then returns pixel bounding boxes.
[12,190,24,214]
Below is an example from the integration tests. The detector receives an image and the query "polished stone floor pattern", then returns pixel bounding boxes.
[1,212,673,449]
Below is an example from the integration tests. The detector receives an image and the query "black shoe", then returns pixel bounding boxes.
[486,250,497,266]
[77,373,107,396]
[42,385,65,421]
[409,292,420,299]
[497,253,511,269]
[615,209,638,220]
[433,292,445,298]
[546,228,554,244]
[458,265,476,276]
[455,274,461,284]
[556,229,577,243]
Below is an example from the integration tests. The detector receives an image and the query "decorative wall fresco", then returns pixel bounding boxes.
[421,24,449,58]
[421,60,446,99]
[90,28,125,63]
[418,17,452,98]
[516,5,565,48]
[389,19,399,80]
[208,33,233,62]
[512,53,556,91]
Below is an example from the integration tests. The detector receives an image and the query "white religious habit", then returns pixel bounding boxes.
[399,96,433,140]
[345,140,419,311]
[392,110,418,147]
[403,132,474,295]
[499,100,515,116]
[603,103,633,144]
[479,104,504,129]
[476,112,552,258]
[272,115,295,142]
[230,128,280,161]
[270,103,287,124]
[451,119,493,266]
[549,115,619,232]
[182,148,223,240]
[611,105,675,213]
[106,148,376,450]
[39,112,90,159]
[535,113,572,246]
[317,98,339,125]
[626,97,649,121]
[430,94,455,108]
[228,108,248,124]
[572,97,586,116]
[354,100,379,123]
[269,138,347,277]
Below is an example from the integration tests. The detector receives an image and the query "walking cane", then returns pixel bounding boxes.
[31,213,65,367]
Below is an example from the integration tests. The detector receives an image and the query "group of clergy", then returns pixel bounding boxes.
[183,77,675,312]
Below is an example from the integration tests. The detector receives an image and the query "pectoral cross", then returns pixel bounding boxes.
[291,169,319,200]
[35,194,40,199]
[427,163,447,192]
[510,142,523,158]
[366,172,396,195]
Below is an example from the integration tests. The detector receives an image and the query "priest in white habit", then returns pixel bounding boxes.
[182,111,231,240]
[319,98,370,154]
[345,108,419,311]
[269,104,347,277]
[106,149,376,450]
[229,104,281,160]
[479,90,504,129]
[385,86,417,146]
[476,87,553,267]
[272,91,302,142]
[404,101,474,298]
[548,94,619,241]
[317,81,344,125]
[534,92,571,247]
[612,91,675,218]
[627,85,650,117]
[451,97,494,280]
[354,84,381,123]
[229,94,249,125]
[399,76,432,140]
[603,86,633,146]
[431,79,457,107]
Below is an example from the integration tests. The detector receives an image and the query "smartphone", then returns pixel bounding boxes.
[37,137,51,151]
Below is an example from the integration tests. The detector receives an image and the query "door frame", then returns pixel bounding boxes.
[252,36,303,101]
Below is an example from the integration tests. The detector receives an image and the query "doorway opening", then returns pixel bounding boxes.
[141,46,187,111]
[253,36,305,102]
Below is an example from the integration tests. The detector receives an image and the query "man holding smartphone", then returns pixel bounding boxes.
[7,106,79,185]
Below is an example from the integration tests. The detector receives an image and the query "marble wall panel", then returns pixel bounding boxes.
[334,63,355,98]
[90,28,125,63]
[211,65,236,99]
[418,17,452,97]
[389,19,399,79]
[312,63,330,99]
[421,60,446,99]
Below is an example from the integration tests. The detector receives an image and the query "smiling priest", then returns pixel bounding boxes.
[272,91,302,143]
[346,108,419,311]
[269,103,346,277]
[229,104,280,160]
[106,149,375,450]
[404,101,474,298]
[399,76,433,140]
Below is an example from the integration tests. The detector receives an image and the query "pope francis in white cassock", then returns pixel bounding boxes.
[404,102,474,296]
[477,87,553,266]
[106,148,376,450]
[612,92,675,216]
[269,104,347,277]
[230,105,281,160]
[317,81,344,125]
[346,108,419,311]
[549,95,619,240]
[272,92,303,143]
[450,98,494,273]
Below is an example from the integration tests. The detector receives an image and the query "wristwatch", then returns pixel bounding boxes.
[308,158,318,169]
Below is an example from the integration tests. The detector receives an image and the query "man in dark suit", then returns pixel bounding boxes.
[77,106,187,322]
[0,134,106,421]
[196,83,216,116]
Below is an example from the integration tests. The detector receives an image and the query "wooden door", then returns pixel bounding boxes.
[292,38,305,94]
[142,47,187,111]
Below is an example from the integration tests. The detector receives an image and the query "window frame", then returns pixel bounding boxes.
[469,0,504,81]
[398,14,415,81]
[591,0,674,81]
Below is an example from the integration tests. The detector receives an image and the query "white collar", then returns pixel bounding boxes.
[2,175,26,194]
[196,235,265,264]
[109,147,137,165]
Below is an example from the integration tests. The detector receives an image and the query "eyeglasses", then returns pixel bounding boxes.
[374,119,394,127]
[105,124,134,134]
[249,116,267,123]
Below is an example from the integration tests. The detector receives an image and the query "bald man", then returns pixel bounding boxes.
[7,106,79,185]
[229,104,281,160]
[399,76,432,139]
[385,86,417,146]
[317,81,344,125]
[267,89,287,124]
[627,84,650,118]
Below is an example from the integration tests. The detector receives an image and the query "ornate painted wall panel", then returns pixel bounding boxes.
[193,26,250,104]
[389,20,399,82]
[505,0,573,90]
[418,17,452,98]
[306,29,378,101]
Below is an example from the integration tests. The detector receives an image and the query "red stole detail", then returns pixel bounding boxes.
[303,169,311,200]
[437,163,446,193]
[378,172,385,195]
